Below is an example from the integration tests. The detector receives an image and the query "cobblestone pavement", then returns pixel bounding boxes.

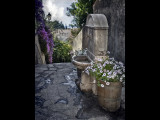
[35,63,125,120]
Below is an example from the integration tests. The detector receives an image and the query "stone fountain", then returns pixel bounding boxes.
[72,14,109,94]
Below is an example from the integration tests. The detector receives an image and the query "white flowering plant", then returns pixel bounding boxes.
[84,51,125,87]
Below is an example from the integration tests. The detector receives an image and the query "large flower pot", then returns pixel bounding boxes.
[97,81,122,112]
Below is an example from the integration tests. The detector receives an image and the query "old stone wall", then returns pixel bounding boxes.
[35,33,46,65]
[72,29,83,52]
[93,0,125,63]
[53,29,71,42]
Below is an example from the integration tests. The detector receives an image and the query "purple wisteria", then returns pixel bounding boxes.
[35,0,54,63]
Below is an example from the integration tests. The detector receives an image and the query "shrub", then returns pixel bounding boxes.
[52,39,72,63]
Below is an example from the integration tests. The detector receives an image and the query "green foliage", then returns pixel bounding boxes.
[66,0,96,28]
[69,24,76,28]
[52,39,72,63]
[45,20,65,31]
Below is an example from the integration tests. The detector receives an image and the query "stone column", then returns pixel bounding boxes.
[80,72,92,92]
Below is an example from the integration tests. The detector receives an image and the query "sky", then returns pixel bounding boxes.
[42,0,76,26]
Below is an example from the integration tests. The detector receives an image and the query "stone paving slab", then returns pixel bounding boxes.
[35,63,125,120]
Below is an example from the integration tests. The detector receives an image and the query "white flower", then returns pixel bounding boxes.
[103,69,107,72]
[110,61,113,64]
[113,71,117,75]
[103,63,106,67]
[111,75,116,79]
[108,71,112,75]
[120,64,124,68]
[107,75,111,78]
[105,60,109,64]
[120,77,124,82]
[101,84,104,87]
[92,69,96,72]
[113,65,117,69]
[119,61,123,65]
[98,65,101,68]
[110,58,114,61]
[106,82,110,85]
[118,69,122,74]
[102,73,106,76]
[106,70,109,72]
[117,66,120,69]
[122,74,125,78]
[107,51,110,54]
[100,70,103,73]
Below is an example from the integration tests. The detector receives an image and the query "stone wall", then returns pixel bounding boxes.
[53,29,71,42]
[35,33,46,64]
[93,0,125,63]
[72,29,83,52]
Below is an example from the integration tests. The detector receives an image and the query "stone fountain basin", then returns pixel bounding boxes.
[72,55,92,70]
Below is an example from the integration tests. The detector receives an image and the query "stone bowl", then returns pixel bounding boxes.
[72,55,92,70]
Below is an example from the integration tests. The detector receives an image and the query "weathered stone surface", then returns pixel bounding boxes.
[121,87,125,109]
[35,63,125,120]
[48,67,57,71]
[88,116,109,120]
[72,29,83,52]
[35,69,45,73]
[90,76,97,95]
[93,0,125,63]
[82,14,108,61]
[35,34,46,65]
[47,64,55,68]
[80,72,92,92]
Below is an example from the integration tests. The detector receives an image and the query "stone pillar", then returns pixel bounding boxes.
[80,72,92,92]
[83,14,109,61]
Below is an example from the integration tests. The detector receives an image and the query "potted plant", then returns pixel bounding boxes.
[84,51,125,112]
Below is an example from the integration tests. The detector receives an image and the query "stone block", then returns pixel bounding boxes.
[80,72,92,92]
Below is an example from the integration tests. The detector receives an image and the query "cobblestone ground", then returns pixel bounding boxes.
[35,63,125,120]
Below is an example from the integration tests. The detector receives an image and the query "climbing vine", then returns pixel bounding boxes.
[35,0,54,63]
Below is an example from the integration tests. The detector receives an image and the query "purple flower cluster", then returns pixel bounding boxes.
[35,0,54,63]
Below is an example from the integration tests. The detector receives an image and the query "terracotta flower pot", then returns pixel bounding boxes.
[97,80,122,112]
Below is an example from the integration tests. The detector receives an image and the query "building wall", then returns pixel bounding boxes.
[93,0,125,63]
[72,29,83,52]
[53,29,71,42]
